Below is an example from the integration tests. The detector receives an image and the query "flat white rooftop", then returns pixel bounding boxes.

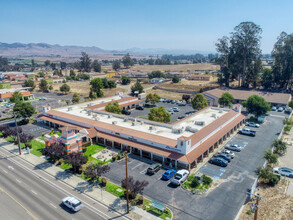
[55,97,229,140]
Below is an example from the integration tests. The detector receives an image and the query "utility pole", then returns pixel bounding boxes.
[125,151,129,214]
[254,193,260,220]
[13,113,21,155]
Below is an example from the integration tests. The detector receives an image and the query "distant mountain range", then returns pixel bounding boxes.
[0,42,210,59]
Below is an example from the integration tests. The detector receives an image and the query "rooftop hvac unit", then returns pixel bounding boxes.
[87,103,93,107]
[87,111,92,116]
[219,110,223,113]
[67,107,73,111]
[212,113,217,118]
[108,115,112,118]
[172,127,184,134]
[95,117,100,121]
[185,126,198,133]
[149,126,156,131]
[124,118,127,122]
[132,122,136,126]
[194,121,205,126]
[112,121,117,125]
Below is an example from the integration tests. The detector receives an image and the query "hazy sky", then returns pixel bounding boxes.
[1,0,292,53]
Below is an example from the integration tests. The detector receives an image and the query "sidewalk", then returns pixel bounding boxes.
[0,139,161,220]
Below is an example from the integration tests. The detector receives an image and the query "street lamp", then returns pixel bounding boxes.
[13,112,21,155]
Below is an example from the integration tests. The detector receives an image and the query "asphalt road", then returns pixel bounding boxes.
[0,146,129,220]
[104,111,286,220]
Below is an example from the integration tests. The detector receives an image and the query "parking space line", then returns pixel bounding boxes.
[213,176,220,179]
[139,168,147,174]
[131,162,143,170]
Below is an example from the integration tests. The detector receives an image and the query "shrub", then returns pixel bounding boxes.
[116,155,121,160]
[101,177,107,187]
[202,175,213,185]
[191,177,200,188]
[112,155,116,161]
[136,196,144,205]
[131,200,136,206]
[25,142,32,149]
[268,173,280,186]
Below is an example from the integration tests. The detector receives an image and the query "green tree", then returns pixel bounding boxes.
[13,102,35,120]
[60,83,70,94]
[44,60,50,67]
[145,93,160,105]
[39,79,48,92]
[91,60,101,72]
[264,150,278,165]
[70,70,76,77]
[89,88,97,100]
[172,75,180,83]
[105,101,122,114]
[131,80,144,94]
[218,92,234,107]
[108,80,116,88]
[23,79,35,91]
[192,93,208,110]
[79,52,91,72]
[288,100,293,109]
[112,60,121,71]
[148,71,166,79]
[90,78,104,98]
[148,106,171,123]
[64,152,88,174]
[10,91,23,103]
[122,53,134,68]
[60,61,67,70]
[38,72,45,77]
[242,95,270,118]
[102,78,109,88]
[261,68,273,89]
[257,167,280,186]
[72,93,80,103]
[48,85,53,91]
[272,139,287,155]
[121,75,131,85]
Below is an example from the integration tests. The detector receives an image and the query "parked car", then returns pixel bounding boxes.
[171,169,189,185]
[214,153,231,162]
[245,122,260,128]
[159,98,165,102]
[161,169,177,180]
[239,128,256,137]
[225,144,241,152]
[135,106,144,110]
[168,109,174,114]
[285,107,292,114]
[209,157,228,167]
[178,103,186,106]
[147,163,162,175]
[221,149,235,158]
[177,115,185,120]
[62,196,83,212]
[166,99,171,103]
[172,107,179,112]
[39,97,47,101]
[272,106,277,111]
[278,107,284,112]
[122,109,131,115]
[171,100,176,104]
[273,167,293,178]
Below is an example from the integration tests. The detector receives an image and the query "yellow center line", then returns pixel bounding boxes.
[0,186,39,220]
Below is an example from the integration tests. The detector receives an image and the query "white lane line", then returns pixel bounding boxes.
[2,169,8,173]
[16,178,21,183]
[8,165,14,170]
[131,162,143,170]
[0,150,120,220]
[49,203,57,208]
[31,190,37,195]
[140,168,147,174]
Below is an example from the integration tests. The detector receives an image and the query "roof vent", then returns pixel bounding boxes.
[95,117,100,121]
[185,126,198,133]
[194,121,205,126]
[219,109,223,113]
[132,121,136,126]
[67,107,73,111]
[108,115,112,118]
[212,113,217,118]
[149,126,156,131]
[112,121,117,125]
[124,118,127,122]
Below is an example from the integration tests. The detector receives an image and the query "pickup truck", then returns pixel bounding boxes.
[239,128,256,137]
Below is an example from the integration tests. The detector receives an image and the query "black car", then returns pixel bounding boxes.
[147,163,162,175]
[178,115,186,119]
[209,157,228,167]
[136,106,144,110]
[166,99,171,103]
[122,109,131,115]
[214,153,231,162]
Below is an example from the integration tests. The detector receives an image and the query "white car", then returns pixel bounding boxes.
[171,169,189,185]
[245,122,260,128]
[221,149,235,158]
[278,107,284,112]
[272,106,277,111]
[273,167,293,178]
[168,109,174,114]
[62,196,83,212]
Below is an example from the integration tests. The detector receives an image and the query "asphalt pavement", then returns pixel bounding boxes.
[0,146,129,220]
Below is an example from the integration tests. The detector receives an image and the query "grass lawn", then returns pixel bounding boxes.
[0,132,2,136]
[142,199,172,220]
[182,174,212,193]
[30,140,46,156]
[6,136,14,142]
[139,116,149,119]
[83,144,110,165]
[60,162,72,170]
[105,181,125,197]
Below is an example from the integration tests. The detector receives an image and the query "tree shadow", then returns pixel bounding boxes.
[74,181,94,193]
[55,170,72,180]
[34,161,53,170]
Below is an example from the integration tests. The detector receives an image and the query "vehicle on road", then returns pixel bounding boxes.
[214,153,231,162]
[62,196,83,212]
[225,144,241,152]
[278,107,284,112]
[273,167,293,177]
[161,169,177,180]
[239,128,256,137]
[135,106,144,110]
[221,149,235,158]
[122,109,131,115]
[285,107,292,114]
[245,122,260,128]
[209,157,228,167]
[147,163,162,175]
[272,106,277,111]
[171,169,189,185]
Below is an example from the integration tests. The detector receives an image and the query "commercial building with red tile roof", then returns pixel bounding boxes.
[204,88,291,106]
[0,88,34,102]
[38,96,246,170]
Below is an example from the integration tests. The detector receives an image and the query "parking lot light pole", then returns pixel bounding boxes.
[13,112,22,155]
[254,193,260,220]
[125,151,130,214]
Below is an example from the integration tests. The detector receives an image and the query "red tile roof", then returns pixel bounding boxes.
[38,115,85,130]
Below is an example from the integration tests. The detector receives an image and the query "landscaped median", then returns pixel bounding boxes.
[182,173,213,194]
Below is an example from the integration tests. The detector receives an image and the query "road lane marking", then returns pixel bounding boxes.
[16,178,21,183]
[0,186,39,220]
[2,169,8,173]
[31,190,37,195]
[0,150,125,220]
[8,165,14,170]
[49,203,57,208]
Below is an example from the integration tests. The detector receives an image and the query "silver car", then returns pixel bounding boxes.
[62,196,83,212]
[273,167,293,178]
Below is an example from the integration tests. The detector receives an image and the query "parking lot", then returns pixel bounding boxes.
[129,100,194,123]
[9,121,52,138]
[104,110,287,220]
